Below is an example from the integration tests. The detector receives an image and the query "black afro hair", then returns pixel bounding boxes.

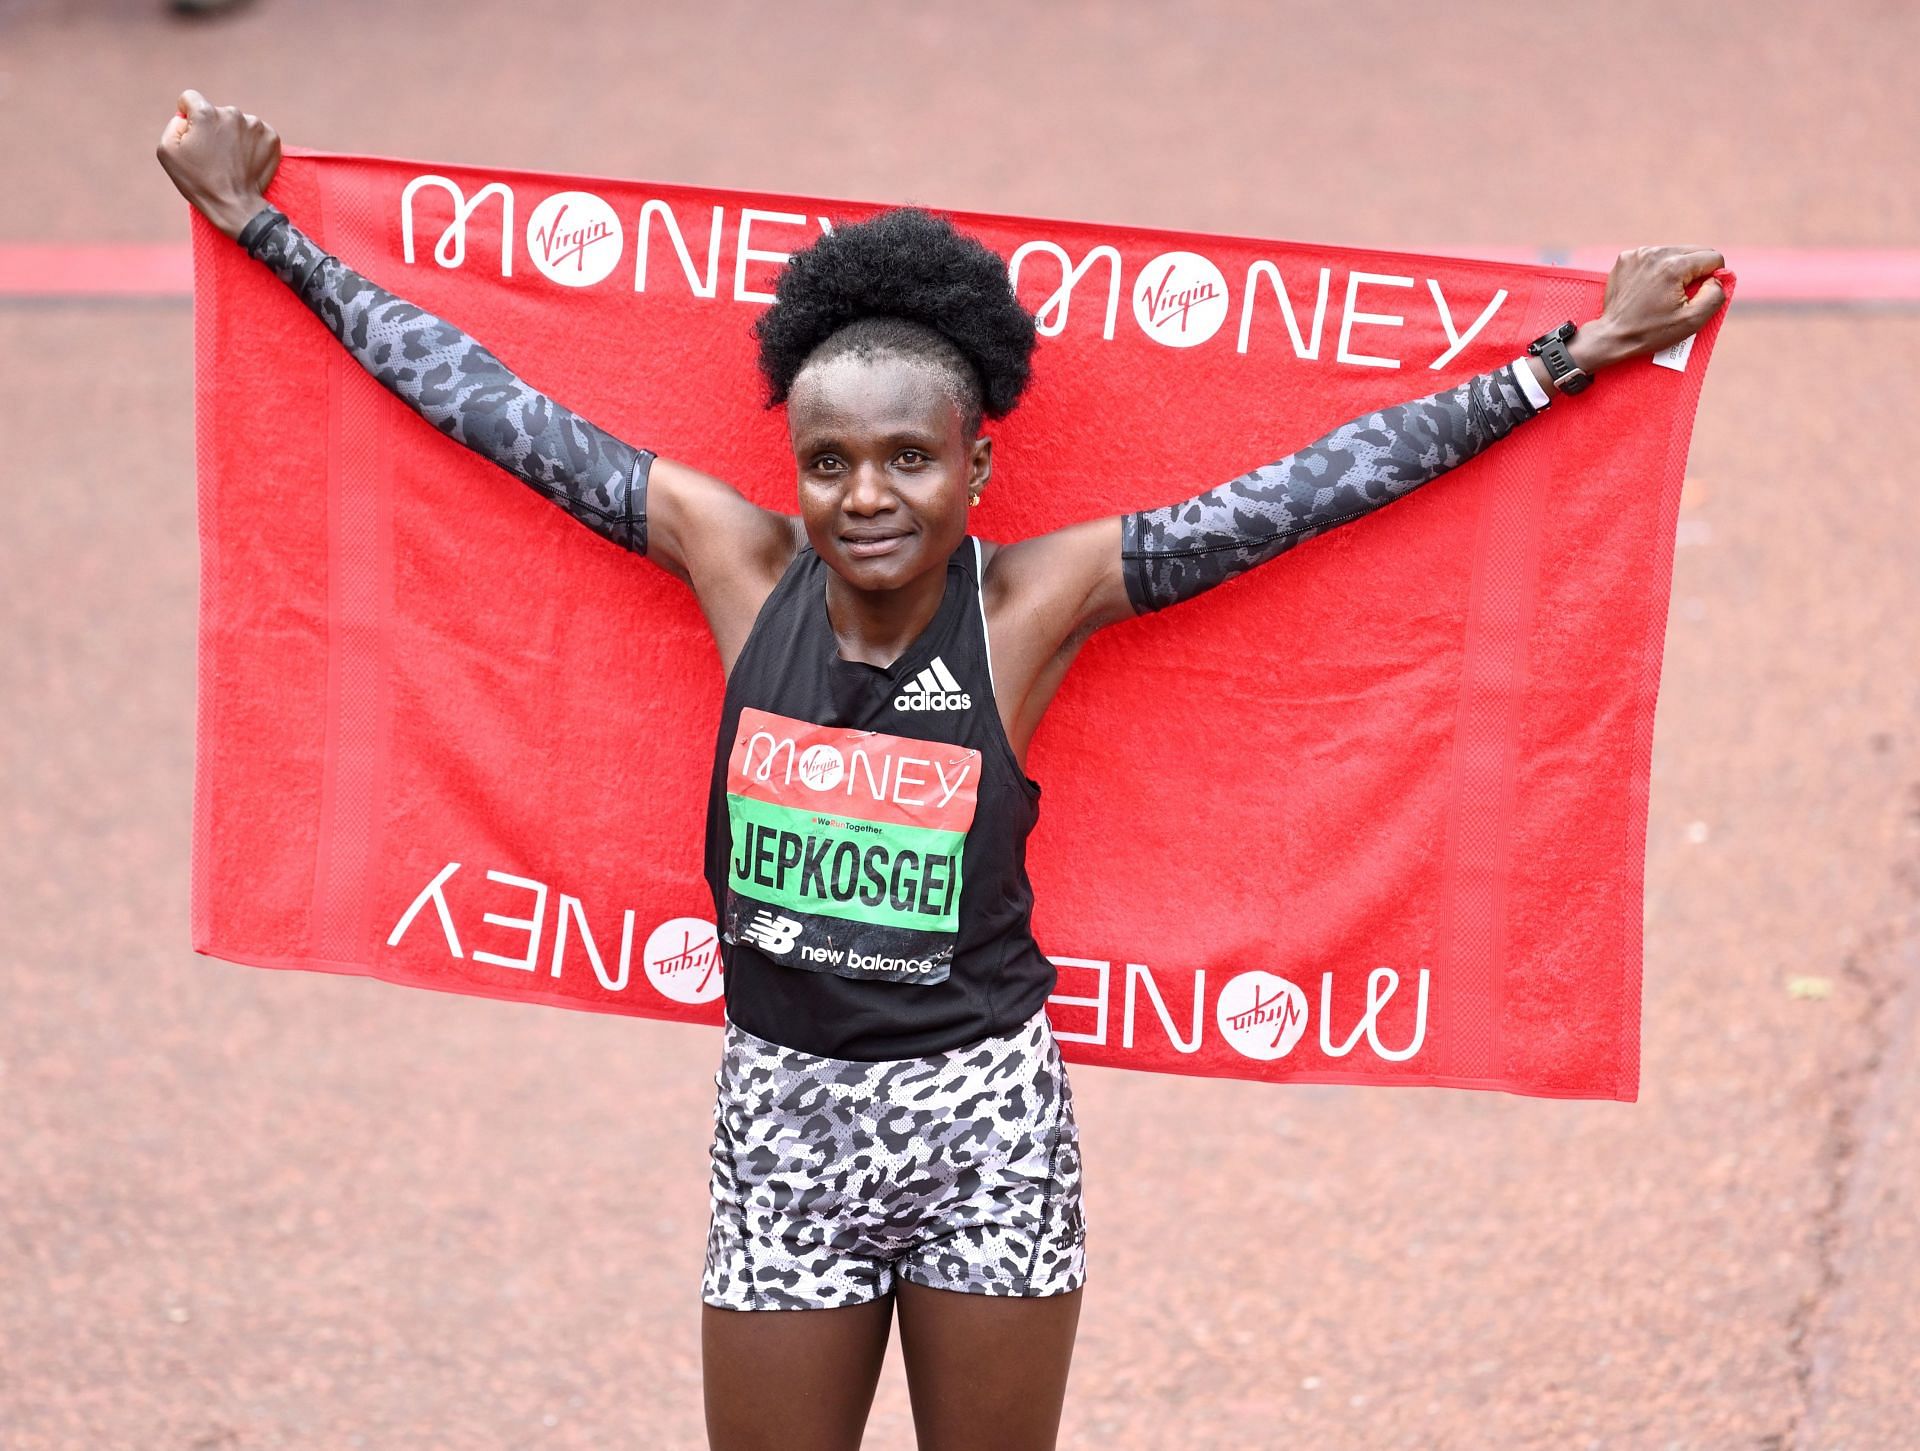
[753,207,1038,434]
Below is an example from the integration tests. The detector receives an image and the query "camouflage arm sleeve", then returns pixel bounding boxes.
[235,203,651,555]
[1119,362,1545,613]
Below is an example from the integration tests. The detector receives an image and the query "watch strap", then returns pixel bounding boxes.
[1528,321,1592,395]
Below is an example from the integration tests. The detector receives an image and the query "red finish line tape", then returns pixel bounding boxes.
[3,241,1917,303]
[0,243,194,296]
[1426,245,1920,303]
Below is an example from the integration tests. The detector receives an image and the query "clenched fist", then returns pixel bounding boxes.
[1569,245,1728,373]
[155,88,281,240]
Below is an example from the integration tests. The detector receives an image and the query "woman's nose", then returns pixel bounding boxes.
[844,462,895,513]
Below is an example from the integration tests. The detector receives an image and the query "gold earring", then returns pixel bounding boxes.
[969,494,981,507]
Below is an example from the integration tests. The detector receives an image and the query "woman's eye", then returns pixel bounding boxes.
[898,450,927,465]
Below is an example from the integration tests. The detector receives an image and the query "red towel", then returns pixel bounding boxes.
[190,147,1733,1101]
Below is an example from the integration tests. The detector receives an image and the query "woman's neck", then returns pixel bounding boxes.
[824,556,950,668]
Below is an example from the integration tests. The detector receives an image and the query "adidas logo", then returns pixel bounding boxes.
[893,655,973,712]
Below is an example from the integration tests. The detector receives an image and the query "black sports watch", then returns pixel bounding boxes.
[1526,320,1592,395]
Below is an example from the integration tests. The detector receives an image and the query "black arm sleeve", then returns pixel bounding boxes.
[236,203,652,554]
[1119,362,1544,613]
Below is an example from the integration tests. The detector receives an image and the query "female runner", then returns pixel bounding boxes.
[158,89,1725,1451]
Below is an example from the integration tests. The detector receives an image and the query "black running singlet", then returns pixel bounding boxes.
[703,532,1053,1060]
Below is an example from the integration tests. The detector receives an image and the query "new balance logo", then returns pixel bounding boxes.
[738,910,802,956]
[893,656,973,712]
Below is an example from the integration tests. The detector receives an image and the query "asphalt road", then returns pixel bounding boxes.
[2,2,1916,1447]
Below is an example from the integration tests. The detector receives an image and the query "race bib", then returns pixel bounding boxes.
[722,707,981,984]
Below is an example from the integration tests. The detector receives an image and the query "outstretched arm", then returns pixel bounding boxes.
[983,241,1735,748]
[1119,356,1546,613]
[155,89,801,621]
[233,202,652,554]
[989,244,1728,652]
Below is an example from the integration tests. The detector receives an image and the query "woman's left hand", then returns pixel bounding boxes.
[1572,246,1727,372]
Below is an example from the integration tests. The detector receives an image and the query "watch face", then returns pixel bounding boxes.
[1529,321,1577,354]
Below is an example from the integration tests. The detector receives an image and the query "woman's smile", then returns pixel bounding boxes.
[841,529,911,557]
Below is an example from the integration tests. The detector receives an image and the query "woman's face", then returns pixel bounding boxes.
[787,352,991,592]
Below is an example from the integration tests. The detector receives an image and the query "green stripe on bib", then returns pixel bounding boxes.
[725,793,966,932]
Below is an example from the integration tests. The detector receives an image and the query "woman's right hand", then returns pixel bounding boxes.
[156,89,281,240]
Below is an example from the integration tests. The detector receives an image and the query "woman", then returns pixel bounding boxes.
[158,89,1724,1451]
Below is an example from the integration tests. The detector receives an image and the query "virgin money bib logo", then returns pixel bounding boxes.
[1215,970,1309,1060]
[1132,250,1230,347]
[527,191,623,287]
[722,707,981,985]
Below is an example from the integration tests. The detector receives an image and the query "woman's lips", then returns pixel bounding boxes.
[843,533,908,557]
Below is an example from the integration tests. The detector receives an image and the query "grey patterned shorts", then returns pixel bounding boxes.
[701,1005,1087,1311]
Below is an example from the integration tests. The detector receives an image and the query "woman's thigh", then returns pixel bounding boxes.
[894,1281,1084,1451]
[702,1296,896,1451]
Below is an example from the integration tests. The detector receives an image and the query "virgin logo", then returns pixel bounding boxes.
[1214,970,1309,1060]
[643,916,724,1005]
[1132,250,1230,347]
[526,190,624,288]
[797,744,846,791]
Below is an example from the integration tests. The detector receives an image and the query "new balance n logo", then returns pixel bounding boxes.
[738,910,802,956]
[893,655,973,712]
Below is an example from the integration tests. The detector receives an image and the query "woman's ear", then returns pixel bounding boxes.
[968,434,993,500]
